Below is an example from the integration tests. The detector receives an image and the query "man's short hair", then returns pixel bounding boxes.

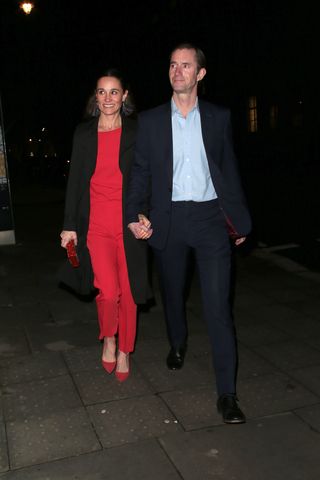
[170,42,206,72]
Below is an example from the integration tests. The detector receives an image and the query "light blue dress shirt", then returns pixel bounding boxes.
[171,98,217,202]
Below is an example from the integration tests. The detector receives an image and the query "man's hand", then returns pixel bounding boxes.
[235,236,246,246]
[128,214,153,240]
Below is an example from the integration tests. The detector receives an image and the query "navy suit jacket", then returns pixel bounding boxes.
[126,99,251,250]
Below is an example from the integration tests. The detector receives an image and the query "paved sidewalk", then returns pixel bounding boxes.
[0,188,320,479]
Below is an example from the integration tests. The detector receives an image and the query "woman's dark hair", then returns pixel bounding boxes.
[84,68,135,118]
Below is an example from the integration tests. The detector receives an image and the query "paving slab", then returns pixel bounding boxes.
[303,335,320,351]
[0,331,30,358]
[9,285,50,306]
[263,271,320,294]
[159,413,320,480]
[185,310,209,336]
[241,302,307,326]
[236,322,291,347]
[72,367,152,405]
[242,264,306,290]
[252,340,320,372]
[0,307,24,327]
[236,344,277,379]
[186,332,212,356]
[289,364,320,397]
[133,337,213,392]
[87,394,182,448]
[263,284,317,304]
[270,315,320,341]
[288,298,320,319]
[0,351,67,385]
[9,282,79,306]
[48,298,97,326]
[63,344,102,372]
[0,288,13,308]
[132,338,171,361]
[136,355,214,393]
[135,309,169,340]
[134,334,212,362]
[161,372,319,430]
[0,420,9,473]
[0,439,180,479]
[294,403,320,432]
[6,407,100,469]
[26,323,98,352]
[3,304,52,326]
[238,372,319,418]
[160,385,221,430]
[232,289,274,313]
[2,375,81,422]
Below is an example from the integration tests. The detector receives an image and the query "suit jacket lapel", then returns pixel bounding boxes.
[84,117,99,178]
[162,103,173,184]
[199,99,216,157]
[119,116,136,172]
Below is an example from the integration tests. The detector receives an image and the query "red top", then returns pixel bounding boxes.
[90,128,122,203]
[89,128,122,227]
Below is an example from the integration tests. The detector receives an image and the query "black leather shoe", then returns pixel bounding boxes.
[217,394,246,424]
[166,346,186,370]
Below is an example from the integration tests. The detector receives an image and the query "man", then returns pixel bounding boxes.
[126,43,251,424]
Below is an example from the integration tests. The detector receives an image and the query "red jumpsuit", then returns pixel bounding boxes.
[87,129,136,353]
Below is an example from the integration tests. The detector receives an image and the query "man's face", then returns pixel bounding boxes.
[169,48,206,95]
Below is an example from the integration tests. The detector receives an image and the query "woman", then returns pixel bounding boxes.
[60,68,150,381]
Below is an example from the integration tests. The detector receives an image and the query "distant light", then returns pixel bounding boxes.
[41,127,46,132]
[29,138,32,142]
[298,100,303,105]
[20,2,34,15]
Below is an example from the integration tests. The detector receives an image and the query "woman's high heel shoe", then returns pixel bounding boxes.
[115,369,129,382]
[102,359,116,374]
[115,352,129,382]
[102,337,116,374]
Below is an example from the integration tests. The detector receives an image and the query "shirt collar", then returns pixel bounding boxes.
[171,97,199,115]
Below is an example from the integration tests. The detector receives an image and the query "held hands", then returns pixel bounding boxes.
[60,230,78,248]
[128,214,153,240]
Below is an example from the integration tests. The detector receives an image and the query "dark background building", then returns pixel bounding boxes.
[0,0,319,254]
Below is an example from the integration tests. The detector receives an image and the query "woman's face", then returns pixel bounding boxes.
[95,76,128,116]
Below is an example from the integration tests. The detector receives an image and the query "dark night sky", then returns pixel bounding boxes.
[0,0,316,157]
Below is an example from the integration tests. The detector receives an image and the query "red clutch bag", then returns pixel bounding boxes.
[66,239,80,267]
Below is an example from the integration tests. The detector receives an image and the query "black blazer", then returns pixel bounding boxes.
[60,115,151,302]
[126,100,252,250]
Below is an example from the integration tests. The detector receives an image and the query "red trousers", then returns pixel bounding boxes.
[87,199,136,353]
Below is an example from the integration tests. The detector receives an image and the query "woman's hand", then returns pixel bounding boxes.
[128,214,153,240]
[60,230,78,248]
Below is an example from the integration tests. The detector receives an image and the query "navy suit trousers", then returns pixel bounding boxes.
[152,199,237,396]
